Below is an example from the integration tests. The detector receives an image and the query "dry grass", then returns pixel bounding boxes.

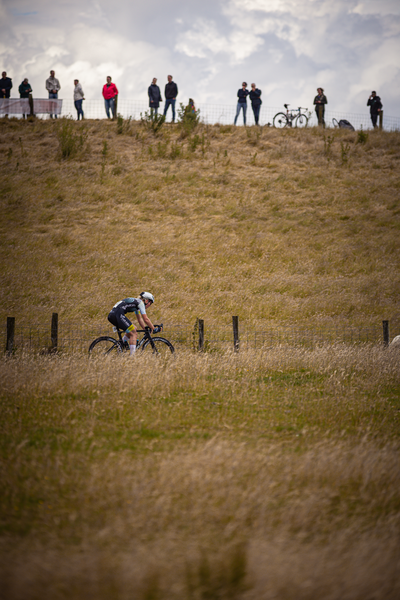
[0,118,400,331]
[1,118,400,598]
[1,348,400,598]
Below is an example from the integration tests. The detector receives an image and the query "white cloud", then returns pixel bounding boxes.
[0,0,399,118]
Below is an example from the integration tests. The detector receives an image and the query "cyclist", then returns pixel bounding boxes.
[107,292,157,355]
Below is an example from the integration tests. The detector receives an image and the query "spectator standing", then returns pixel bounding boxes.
[313,87,327,128]
[18,78,32,119]
[148,77,162,116]
[1,71,12,98]
[249,83,262,125]
[73,79,85,120]
[164,75,178,122]
[102,76,118,120]
[46,70,61,119]
[234,82,249,126]
[367,91,382,128]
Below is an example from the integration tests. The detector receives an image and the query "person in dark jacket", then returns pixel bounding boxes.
[1,71,12,98]
[18,78,32,98]
[163,75,178,122]
[234,82,249,126]
[249,83,262,125]
[313,87,328,127]
[148,78,162,116]
[19,78,32,119]
[367,91,382,128]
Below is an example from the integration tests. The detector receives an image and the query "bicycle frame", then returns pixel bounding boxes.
[113,326,159,351]
[284,104,308,124]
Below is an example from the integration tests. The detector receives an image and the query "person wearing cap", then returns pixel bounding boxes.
[19,78,32,118]
[367,91,382,128]
[249,83,262,125]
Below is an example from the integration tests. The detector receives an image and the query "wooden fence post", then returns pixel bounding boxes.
[382,320,389,347]
[232,316,239,352]
[379,110,383,130]
[6,317,15,355]
[198,319,204,352]
[51,312,58,352]
[28,93,34,117]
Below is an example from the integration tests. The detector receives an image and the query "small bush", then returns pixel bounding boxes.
[178,102,201,137]
[323,134,335,162]
[57,118,88,160]
[357,128,369,145]
[341,141,351,165]
[116,114,132,135]
[140,110,166,135]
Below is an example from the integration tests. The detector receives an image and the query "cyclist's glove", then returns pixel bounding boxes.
[153,325,163,334]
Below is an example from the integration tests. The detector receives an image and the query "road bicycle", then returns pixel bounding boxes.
[88,324,175,357]
[273,104,309,129]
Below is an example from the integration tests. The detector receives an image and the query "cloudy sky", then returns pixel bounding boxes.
[1,0,399,117]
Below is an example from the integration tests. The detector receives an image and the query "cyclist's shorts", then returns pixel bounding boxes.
[108,309,136,333]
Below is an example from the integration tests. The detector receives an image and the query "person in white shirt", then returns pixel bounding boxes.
[73,79,85,120]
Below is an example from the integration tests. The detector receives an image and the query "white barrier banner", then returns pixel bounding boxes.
[0,98,63,115]
[33,99,63,115]
[0,99,30,114]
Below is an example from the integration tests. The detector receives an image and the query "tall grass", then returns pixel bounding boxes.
[1,118,400,598]
[1,347,400,598]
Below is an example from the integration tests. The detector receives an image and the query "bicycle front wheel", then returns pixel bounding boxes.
[273,112,288,128]
[141,337,175,356]
[295,114,308,128]
[89,336,123,356]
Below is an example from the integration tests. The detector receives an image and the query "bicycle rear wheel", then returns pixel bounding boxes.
[89,336,123,356]
[295,114,308,128]
[273,112,288,128]
[141,337,175,356]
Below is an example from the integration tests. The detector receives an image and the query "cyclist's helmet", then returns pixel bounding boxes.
[140,291,154,305]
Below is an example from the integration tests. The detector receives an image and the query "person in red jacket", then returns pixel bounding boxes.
[102,75,118,120]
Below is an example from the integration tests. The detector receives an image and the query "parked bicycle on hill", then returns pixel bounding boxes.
[89,325,175,356]
[273,104,309,128]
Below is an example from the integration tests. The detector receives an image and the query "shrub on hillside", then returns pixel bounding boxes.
[178,102,201,137]
[57,118,88,160]
[140,110,166,135]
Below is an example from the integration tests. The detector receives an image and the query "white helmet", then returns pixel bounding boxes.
[140,291,154,304]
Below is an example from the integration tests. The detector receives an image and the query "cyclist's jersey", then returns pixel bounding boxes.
[112,298,147,316]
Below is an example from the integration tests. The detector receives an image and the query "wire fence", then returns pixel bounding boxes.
[1,319,389,356]
[14,97,400,131]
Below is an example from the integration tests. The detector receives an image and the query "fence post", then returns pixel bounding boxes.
[29,93,34,117]
[198,319,204,352]
[382,320,389,347]
[51,312,58,352]
[232,316,239,352]
[6,317,15,355]
[379,110,383,130]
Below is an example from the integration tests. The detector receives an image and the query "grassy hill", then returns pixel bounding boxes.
[1,117,400,333]
[1,118,400,599]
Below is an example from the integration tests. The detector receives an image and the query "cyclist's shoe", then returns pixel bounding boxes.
[123,341,130,350]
